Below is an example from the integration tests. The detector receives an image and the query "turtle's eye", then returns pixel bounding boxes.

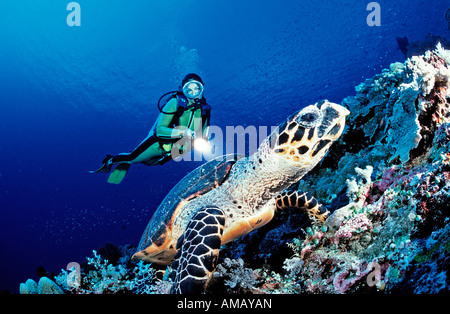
[303,113,318,123]
[296,106,322,128]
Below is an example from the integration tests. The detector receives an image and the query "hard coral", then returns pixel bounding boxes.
[334,214,373,243]
[37,277,64,294]
[19,279,38,295]
[213,258,258,291]
[285,44,450,294]
[229,44,450,294]
[50,245,169,294]
[20,276,64,294]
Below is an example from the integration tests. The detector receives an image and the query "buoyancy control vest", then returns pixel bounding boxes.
[152,91,211,155]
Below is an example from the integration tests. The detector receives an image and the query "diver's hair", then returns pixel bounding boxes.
[182,73,204,86]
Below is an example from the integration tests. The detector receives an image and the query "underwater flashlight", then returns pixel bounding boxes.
[193,138,211,153]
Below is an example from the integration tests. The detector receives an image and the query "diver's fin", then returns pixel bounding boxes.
[90,163,111,174]
[107,164,131,184]
[90,155,114,173]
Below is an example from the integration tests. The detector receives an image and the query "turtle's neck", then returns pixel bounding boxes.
[226,136,306,210]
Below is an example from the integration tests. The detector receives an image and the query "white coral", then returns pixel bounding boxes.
[346,166,373,201]
[283,257,304,277]
[406,44,450,97]
[214,258,257,289]
[435,42,450,66]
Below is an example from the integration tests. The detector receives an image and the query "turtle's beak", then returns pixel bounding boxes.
[331,103,350,118]
[318,102,350,141]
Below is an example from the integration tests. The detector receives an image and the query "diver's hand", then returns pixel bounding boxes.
[184,129,196,139]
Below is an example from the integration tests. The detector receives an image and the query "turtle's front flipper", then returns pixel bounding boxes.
[170,206,226,294]
[276,189,329,225]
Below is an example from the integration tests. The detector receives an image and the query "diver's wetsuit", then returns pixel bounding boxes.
[111,95,210,166]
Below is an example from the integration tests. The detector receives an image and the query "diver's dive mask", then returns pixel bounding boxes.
[182,80,204,100]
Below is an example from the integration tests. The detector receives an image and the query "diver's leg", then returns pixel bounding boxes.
[93,136,165,184]
[111,136,162,164]
[90,155,115,173]
[93,135,163,172]
[106,140,166,184]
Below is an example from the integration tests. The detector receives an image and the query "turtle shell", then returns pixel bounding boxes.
[136,154,242,253]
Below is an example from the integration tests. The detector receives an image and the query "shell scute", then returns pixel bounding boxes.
[135,154,242,254]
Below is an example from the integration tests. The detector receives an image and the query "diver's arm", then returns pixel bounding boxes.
[154,98,186,139]
[201,104,211,139]
[201,115,210,139]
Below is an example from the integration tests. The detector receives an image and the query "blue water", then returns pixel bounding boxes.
[0,0,448,293]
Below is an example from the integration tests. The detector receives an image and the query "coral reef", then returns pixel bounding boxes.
[19,279,38,294]
[213,44,450,294]
[37,277,64,294]
[19,45,450,294]
[213,258,258,291]
[20,244,169,294]
[19,277,64,294]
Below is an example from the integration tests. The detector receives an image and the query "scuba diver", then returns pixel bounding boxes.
[91,73,211,184]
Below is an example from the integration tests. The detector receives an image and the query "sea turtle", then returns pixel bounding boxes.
[132,101,350,293]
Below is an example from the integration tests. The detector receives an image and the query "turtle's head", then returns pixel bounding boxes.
[271,101,349,170]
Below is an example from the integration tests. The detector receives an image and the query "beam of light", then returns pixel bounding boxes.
[193,138,212,153]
